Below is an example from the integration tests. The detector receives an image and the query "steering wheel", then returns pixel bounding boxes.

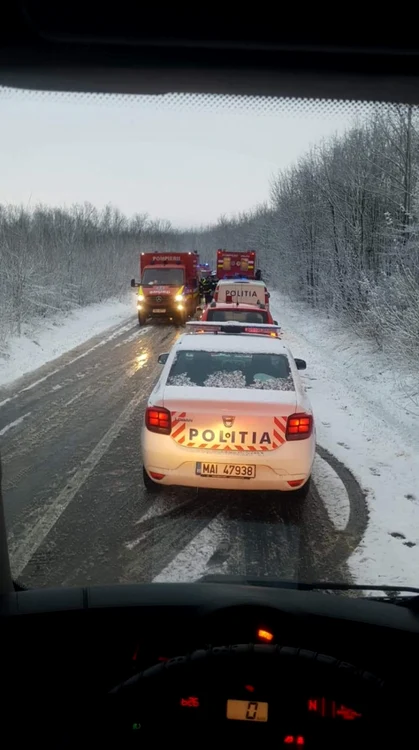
[107,644,386,744]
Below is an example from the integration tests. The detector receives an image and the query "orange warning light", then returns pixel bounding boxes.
[257,628,274,642]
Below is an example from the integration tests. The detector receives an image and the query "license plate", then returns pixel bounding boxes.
[196,462,256,478]
[153,308,166,313]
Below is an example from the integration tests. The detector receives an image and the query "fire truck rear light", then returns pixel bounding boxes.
[286,413,313,440]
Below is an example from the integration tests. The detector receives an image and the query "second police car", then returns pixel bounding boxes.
[142,321,315,499]
[199,299,279,330]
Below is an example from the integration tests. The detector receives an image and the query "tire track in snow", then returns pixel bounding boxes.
[2,320,179,549]
[0,412,32,437]
[314,445,369,579]
[312,453,350,532]
[142,448,368,585]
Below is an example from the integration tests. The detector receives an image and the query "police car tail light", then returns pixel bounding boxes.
[145,406,171,435]
[286,413,313,440]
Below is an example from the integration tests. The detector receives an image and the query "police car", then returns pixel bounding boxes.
[142,321,315,499]
[200,300,279,331]
[213,278,270,307]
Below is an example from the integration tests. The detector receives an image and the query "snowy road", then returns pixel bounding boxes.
[0,314,367,588]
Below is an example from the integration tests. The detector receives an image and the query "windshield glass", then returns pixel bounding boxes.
[167,350,293,389]
[0,88,418,596]
[206,309,268,323]
[142,268,184,286]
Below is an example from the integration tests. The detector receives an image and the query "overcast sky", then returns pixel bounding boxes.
[0,90,360,227]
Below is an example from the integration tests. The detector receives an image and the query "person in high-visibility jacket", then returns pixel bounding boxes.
[199,276,213,304]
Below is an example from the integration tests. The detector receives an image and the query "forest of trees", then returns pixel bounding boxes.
[1,105,418,363]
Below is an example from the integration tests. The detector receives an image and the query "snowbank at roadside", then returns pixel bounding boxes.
[0,297,136,388]
[270,291,419,589]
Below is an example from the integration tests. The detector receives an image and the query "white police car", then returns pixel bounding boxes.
[142,322,315,499]
[214,278,269,307]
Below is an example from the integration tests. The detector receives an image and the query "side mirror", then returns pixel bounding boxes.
[131,278,136,288]
[158,352,169,365]
[295,358,306,371]
[274,320,278,325]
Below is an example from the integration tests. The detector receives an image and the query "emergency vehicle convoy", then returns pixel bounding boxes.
[131,251,200,325]
[142,321,315,499]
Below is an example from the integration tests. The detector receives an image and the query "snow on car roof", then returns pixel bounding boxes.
[175,332,289,354]
[163,384,297,406]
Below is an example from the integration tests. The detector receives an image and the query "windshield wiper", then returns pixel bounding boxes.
[198,574,419,607]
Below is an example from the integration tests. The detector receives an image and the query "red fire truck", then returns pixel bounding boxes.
[131,252,200,325]
[216,249,256,279]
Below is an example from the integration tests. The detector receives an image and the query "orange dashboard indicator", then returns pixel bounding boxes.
[257,628,274,642]
[180,696,200,708]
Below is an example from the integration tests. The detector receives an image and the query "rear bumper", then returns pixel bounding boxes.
[142,430,315,491]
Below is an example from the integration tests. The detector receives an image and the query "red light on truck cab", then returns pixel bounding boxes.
[145,407,171,435]
[286,413,313,441]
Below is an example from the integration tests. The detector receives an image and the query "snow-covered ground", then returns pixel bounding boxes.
[0,297,136,388]
[270,291,419,590]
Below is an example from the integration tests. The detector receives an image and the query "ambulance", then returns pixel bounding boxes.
[141,322,315,499]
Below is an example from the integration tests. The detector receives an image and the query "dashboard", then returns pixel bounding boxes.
[1,582,418,746]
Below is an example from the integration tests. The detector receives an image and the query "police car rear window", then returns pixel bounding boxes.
[167,351,294,390]
[206,309,267,323]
